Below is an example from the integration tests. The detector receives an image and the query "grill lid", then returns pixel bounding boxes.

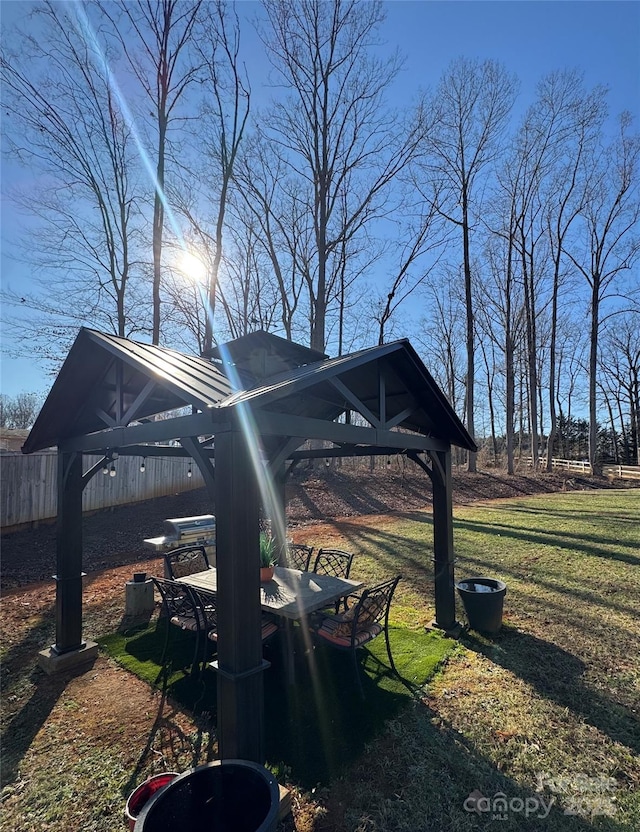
[163,514,216,540]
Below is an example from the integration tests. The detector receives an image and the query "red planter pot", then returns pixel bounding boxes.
[125,773,179,830]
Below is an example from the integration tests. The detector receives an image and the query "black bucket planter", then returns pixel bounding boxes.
[133,759,280,832]
[456,577,507,634]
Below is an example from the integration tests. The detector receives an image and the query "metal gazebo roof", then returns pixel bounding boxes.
[23,328,475,455]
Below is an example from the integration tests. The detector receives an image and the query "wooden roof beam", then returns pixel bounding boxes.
[330,377,381,428]
[60,410,228,453]
[253,410,448,452]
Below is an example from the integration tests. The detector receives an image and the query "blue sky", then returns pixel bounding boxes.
[1,0,638,399]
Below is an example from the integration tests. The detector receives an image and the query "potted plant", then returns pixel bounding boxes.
[259,532,277,581]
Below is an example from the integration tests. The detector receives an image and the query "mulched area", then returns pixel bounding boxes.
[1,465,623,591]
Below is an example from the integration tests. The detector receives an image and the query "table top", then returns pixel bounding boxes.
[178,566,363,620]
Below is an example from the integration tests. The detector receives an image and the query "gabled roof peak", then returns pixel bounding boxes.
[205,330,327,385]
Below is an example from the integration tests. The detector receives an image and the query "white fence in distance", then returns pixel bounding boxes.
[601,464,640,480]
[1,452,205,530]
[533,457,640,480]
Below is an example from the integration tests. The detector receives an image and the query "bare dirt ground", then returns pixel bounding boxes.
[0,466,619,591]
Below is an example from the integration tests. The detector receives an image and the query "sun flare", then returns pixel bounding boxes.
[179,250,208,284]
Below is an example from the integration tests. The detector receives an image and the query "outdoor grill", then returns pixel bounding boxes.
[144,515,216,568]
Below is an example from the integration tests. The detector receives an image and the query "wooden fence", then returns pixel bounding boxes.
[601,464,640,481]
[533,457,640,480]
[1,452,205,530]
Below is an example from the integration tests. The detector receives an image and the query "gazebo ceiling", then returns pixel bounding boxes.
[22,328,476,455]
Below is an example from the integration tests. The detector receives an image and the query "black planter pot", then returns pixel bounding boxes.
[133,759,280,832]
[456,577,507,634]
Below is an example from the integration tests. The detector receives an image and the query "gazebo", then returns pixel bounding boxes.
[23,328,476,763]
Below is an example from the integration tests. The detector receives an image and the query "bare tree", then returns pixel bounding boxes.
[537,73,607,471]
[100,0,203,345]
[218,217,281,339]
[599,312,640,465]
[373,190,448,345]
[258,0,421,353]
[478,230,527,474]
[416,274,467,414]
[566,113,640,471]
[169,1,250,353]
[1,1,146,367]
[420,57,518,471]
[233,135,313,342]
[0,392,45,429]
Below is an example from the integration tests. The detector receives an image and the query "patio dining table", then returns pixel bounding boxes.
[177,566,364,683]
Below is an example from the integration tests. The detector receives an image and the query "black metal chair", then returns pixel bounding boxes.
[189,587,280,674]
[311,576,401,698]
[164,545,210,580]
[185,587,219,674]
[152,576,204,676]
[312,548,355,611]
[312,548,354,579]
[287,543,314,572]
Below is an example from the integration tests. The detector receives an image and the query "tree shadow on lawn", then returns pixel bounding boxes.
[503,505,640,525]
[462,626,640,757]
[316,694,627,832]
[453,517,640,567]
[122,675,216,801]
[0,603,68,789]
[457,550,639,622]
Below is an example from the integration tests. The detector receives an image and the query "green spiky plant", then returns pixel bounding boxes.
[259,532,278,568]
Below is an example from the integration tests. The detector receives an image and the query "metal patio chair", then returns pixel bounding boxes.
[287,543,314,572]
[189,587,280,674]
[312,548,355,611]
[312,548,355,579]
[164,545,210,580]
[311,575,401,698]
[152,576,204,676]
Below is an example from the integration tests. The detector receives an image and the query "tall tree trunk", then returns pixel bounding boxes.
[522,247,539,470]
[462,192,476,472]
[152,115,167,345]
[589,275,600,472]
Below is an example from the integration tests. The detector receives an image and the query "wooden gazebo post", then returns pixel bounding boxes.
[429,447,460,632]
[38,450,98,673]
[214,424,267,763]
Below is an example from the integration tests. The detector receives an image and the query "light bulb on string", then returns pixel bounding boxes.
[386,456,391,468]
[140,458,146,473]
[109,463,116,477]
[102,461,109,475]
[187,463,192,478]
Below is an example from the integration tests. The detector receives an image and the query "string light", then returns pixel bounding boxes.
[140,458,146,473]
[386,456,391,468]
[102,461,109,475]
[109,463,116,477]
[187,463,192,478]
[325,457,330,467]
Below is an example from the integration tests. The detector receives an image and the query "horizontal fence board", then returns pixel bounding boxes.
[528,457,640,480]
[601,464,640,481]
[1,452,205,529]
